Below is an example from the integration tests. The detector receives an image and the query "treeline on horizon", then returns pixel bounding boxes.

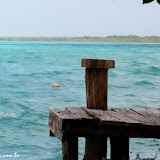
[0,35,160,43]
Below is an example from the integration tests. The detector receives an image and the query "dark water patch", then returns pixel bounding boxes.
[15,103,38,113]
[7,60,17,63]
[132,68,146,75]
[147,66,160,76]
[135,80,154,86]
[109,84,130,89]
[124,93,135,97]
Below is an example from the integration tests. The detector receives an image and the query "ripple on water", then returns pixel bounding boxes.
[147,66,160,75]
[0,42,160,159]
[134,80,154,86]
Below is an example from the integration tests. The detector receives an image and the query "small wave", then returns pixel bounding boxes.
[7,60,16,63]
[0,112,20,118]
[132,68,145,75]
[147,66,160,75]
[124,93,135,97]
[135,80,154,86]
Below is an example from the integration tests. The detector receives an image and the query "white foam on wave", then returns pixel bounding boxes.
[0,112,20,118]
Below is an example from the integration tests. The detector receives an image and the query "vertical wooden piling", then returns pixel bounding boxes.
[62,135,78,160]
[110,137,129,160]
[82,59,115,160]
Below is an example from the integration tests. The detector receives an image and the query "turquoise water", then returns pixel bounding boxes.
[0,41,160,160]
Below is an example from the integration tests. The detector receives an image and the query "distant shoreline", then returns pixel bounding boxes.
[0,36,160,43]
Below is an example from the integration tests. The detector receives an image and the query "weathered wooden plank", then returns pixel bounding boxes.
[48,108,76,140]
[106,110,140,124]
[112,108,157,126]
[82,108,143,128]
[110,137,129,160]
[65,107,92,119]
[82,59,115,69]
[82,107,123,123]
[131,108,160,125]
[49,108,97,140]
[49,107,160,139]
[48,108,62,134]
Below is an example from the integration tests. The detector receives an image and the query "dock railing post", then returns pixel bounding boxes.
[82,59,115,160]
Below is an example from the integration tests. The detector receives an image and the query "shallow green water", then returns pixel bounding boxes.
[0,41,160,159]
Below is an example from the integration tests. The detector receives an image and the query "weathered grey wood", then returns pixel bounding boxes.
[82,59,115,69]
[106,110,140,124]
[62,135,78,160]
[110,137,129,160]
[65,107,92,119]
[82,107,123,123]
[131,108,160,125]
[112,108,157,126]
[48,108,78,141]
[49,107,160,139]
[48,108,73,132]
[82,107,140,127]
[48,108,94,140]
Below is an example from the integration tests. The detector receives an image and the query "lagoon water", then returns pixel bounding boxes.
[0,41,160,160]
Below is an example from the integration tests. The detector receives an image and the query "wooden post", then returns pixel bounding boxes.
[62,135,78,160]
[82,59,115,160]
[110,137,129,160]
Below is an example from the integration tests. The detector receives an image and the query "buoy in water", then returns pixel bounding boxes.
[51,83,60,87]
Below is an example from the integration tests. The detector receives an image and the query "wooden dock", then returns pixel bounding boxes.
[48,59,160,160]
[49,107,160,139]
[49,107,160,160]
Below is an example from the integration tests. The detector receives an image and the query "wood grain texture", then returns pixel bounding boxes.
[85,68,108,110]
[82,107,140,127]
[49,107,160,139]
[83,59,110,160]
[131,108,160,125]
[82,107,123,123]
[106,110,140,124]
[112,108,157,126]
[82,59,115,69]
[65,107,92,119]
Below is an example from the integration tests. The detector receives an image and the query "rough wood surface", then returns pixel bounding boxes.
[85,68,108,110]
[83,59,110,160]
[131,108,160,125]
[48,107,160,141]
[82,59,115,69]
[65,107,92,119]
[82,107,140,126]
[82,107,123,123]
[106,110,140,124]
[112,108,158,126]
[49,107,160,139]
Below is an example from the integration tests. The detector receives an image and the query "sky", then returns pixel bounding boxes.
[0,0,160,37]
